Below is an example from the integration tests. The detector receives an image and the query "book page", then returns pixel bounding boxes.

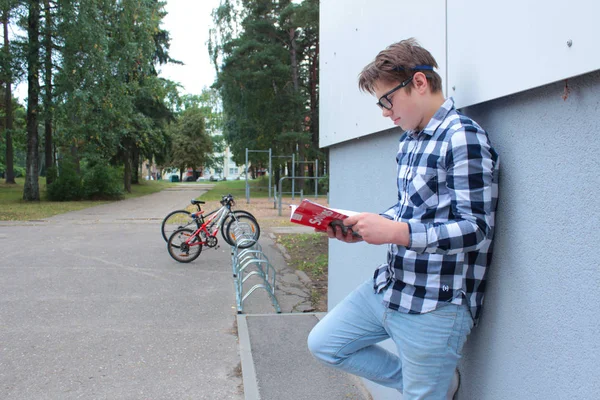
[329,207,359,217]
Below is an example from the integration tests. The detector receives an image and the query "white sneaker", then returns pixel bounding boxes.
[446,368,460,400]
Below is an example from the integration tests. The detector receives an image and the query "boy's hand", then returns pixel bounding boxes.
[325,219,364,243]
[340,213,409,246]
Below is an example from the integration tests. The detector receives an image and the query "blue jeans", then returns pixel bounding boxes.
[307,279,473,399]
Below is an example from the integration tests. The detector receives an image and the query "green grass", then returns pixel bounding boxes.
[123,180,174,199]
[198,177,272,201]
[275,233,329,279]
[0,178,174,221]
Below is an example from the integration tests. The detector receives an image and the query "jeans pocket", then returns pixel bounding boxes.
[429,303,459,320]
[451,305,473,356]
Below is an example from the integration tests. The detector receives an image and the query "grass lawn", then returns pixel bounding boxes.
[0,178,174,221]
[197,177,272,201]
[274,232,329,311]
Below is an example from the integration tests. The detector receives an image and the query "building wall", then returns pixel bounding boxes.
[320,0,600,147]
[327,71,600,399]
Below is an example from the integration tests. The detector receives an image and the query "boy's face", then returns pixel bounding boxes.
[373,79,422,131]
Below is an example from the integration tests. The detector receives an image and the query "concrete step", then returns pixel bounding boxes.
[238,313,372,400]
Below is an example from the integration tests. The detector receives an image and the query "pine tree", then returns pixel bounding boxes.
[23,0,40,201]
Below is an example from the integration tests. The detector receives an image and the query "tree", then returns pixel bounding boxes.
[52,0,177,193]
[110,0,177,192]
[209,0,321,180]
[42,0,54,184]
[23,0,40,201]
[285,0,321,175]
[214,0,305,163]
[1,0,178,198]
[169,107,212,179]
[0,0,22,184]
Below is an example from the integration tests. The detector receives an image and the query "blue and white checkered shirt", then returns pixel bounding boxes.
[374,98,499,323]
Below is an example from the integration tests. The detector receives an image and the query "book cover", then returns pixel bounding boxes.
[289,199,358,230]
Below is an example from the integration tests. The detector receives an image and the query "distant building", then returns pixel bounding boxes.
[203,136,245,181]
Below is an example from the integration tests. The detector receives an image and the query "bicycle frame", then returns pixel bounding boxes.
[184,204,232,246]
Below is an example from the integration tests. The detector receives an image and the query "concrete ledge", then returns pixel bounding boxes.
[237,313,370,400]
[238,314,261,400]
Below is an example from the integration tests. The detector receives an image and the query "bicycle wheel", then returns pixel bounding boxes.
[167,228,202,263]
[161,210,200,243]
[225,215,261,249]
[220,210,257,244]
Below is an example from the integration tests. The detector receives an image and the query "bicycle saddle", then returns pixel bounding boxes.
[190,199,205,205]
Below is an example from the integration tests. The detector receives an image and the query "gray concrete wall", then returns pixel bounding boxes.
[327,70,600,399]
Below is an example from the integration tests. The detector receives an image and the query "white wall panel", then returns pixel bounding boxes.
[319,0,446,148]
[448,0,600,108]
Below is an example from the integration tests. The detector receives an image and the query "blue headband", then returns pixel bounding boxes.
[393,65,434,71]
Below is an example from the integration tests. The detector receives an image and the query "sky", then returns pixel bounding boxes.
[158,0,223,96]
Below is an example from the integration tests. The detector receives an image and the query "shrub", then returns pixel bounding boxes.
[46,161,83,201]
[0,163,25,178]
[13,166,25,178]
[82,163,123,200]
[318,174,329,194]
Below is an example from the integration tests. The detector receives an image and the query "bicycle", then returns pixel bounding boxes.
[166,200,260,263]
[161,194,257,245]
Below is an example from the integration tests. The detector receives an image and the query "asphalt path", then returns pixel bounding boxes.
[0,184,245,399]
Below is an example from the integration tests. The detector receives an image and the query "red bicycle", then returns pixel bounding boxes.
[166,198,260,263]
[161,194,256,244]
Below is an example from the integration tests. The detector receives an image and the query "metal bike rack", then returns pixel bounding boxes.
[230,222,281,314]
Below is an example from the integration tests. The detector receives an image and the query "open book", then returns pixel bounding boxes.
[289,199,359,230]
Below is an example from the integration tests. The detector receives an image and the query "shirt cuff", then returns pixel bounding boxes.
[379,212,394,221]
[407,223,427,253]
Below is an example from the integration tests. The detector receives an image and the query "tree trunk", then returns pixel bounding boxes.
[23,0,41,201]
[123,141,132,193]
[3,9,15,184]
[274,166,281,188]
[69,144,80,174]
[289,27,298,92]
[124,159,132,192]
[43,0,54,185]
[131,145,139,184]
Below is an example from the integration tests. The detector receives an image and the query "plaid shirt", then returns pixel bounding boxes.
[374,98,499,323]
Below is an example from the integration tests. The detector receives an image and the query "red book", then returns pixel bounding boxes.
[289,199,358,230]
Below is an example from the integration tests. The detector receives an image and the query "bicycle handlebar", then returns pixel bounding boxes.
[220,194,235,206]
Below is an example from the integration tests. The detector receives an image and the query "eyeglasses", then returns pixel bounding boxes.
[376,75,414,110]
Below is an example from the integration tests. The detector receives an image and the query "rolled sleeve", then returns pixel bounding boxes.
[406,222,427,253]
[379,203,399,221]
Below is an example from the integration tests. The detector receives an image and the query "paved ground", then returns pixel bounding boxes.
[0,185,245,399]
[0,185,331,399]
[0,186,370,400]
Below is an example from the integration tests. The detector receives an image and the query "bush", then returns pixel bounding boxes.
[82,163,123,200]
[0,163,25,178]
[46,162,83,201]
[318,174,329,193]
[13,166,25,178]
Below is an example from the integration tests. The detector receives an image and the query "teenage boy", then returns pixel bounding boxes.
[308,38,499,399]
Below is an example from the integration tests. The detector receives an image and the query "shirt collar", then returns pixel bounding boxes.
[407,97,455,139]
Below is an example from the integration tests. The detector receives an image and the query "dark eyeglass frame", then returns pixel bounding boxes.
[376,75,414,110]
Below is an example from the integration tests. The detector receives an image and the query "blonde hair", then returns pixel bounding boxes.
[358,38,442,94]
